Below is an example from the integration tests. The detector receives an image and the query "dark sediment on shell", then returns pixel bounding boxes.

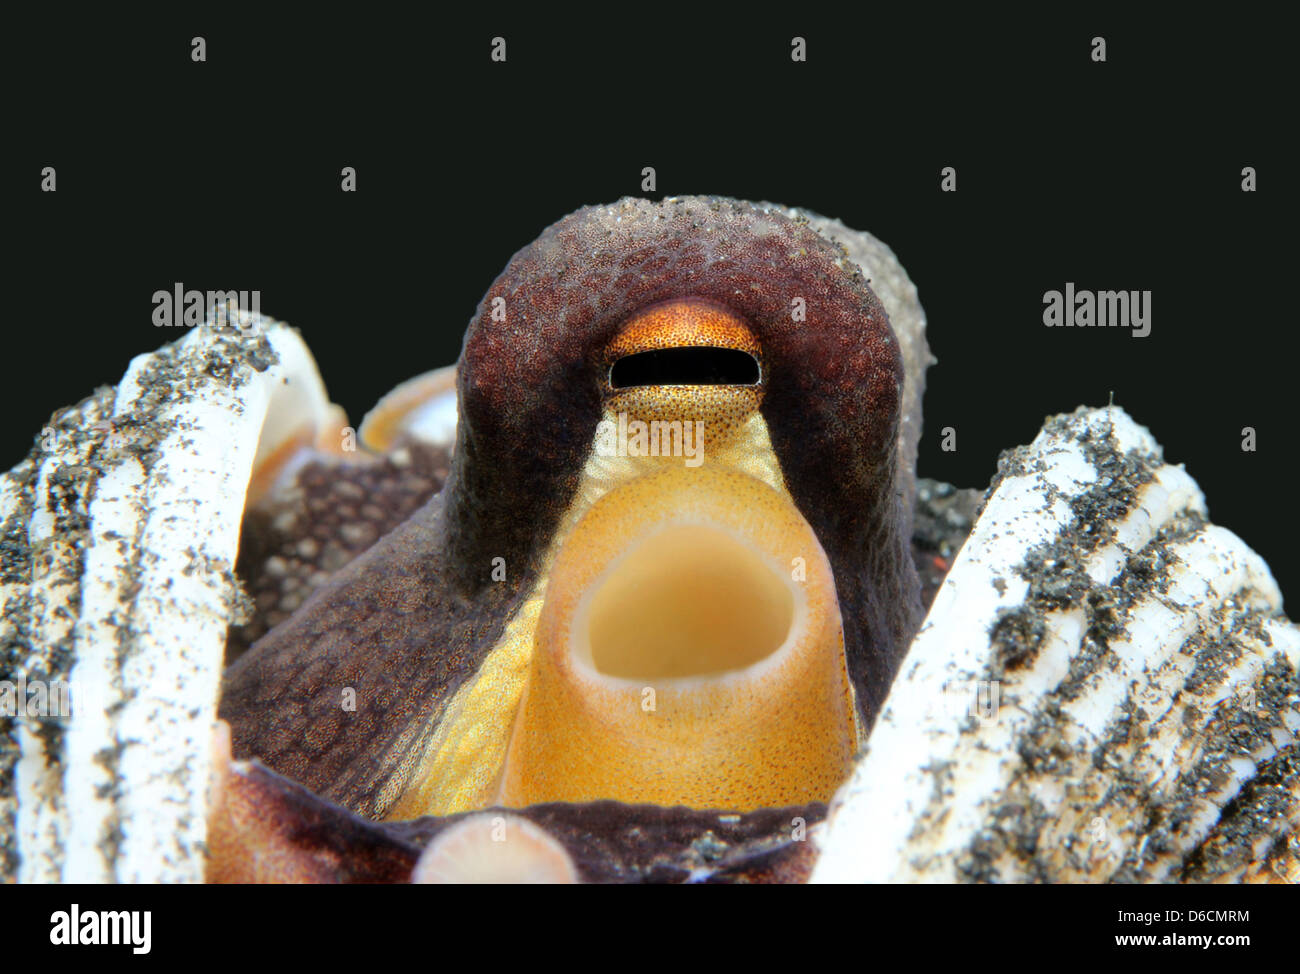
[817,405,1300,884]
[1,387,118,882]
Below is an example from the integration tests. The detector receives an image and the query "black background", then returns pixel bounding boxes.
[6,10,1296,602]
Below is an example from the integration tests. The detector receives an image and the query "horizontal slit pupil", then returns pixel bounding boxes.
[610,347,760,389]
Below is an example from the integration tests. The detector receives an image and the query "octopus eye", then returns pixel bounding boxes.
[597,297,768,442]
[608,345,761,389]
[601,297,765,396]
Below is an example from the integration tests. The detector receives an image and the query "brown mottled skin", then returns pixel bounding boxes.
[219,196,922,823]
[207,759,823,884]
[226,442,451,661]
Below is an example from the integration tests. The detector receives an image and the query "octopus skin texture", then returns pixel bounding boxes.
[212,196,930,882]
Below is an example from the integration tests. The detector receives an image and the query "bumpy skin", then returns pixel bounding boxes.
[219,196,921,819]
[208,760,823,884]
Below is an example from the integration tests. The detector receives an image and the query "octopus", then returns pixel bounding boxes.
[12,196,1291,884]
[208,195,933,881]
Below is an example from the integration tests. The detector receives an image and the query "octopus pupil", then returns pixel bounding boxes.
[609,346,760,389]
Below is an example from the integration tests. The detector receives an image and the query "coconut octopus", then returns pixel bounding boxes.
[2,197,1297,884]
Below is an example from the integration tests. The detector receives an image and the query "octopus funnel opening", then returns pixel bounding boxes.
[579,524,796,681]
[499,466,859,810]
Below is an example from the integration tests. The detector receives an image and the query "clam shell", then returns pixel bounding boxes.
[813,406,1300,883]
[1,309,343,881]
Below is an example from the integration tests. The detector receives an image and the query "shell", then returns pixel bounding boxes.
[813,405,1300,883]
[1,308,353,881]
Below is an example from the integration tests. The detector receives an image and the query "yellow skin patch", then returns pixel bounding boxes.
[386,300,860,818]
[500,465,858,811]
